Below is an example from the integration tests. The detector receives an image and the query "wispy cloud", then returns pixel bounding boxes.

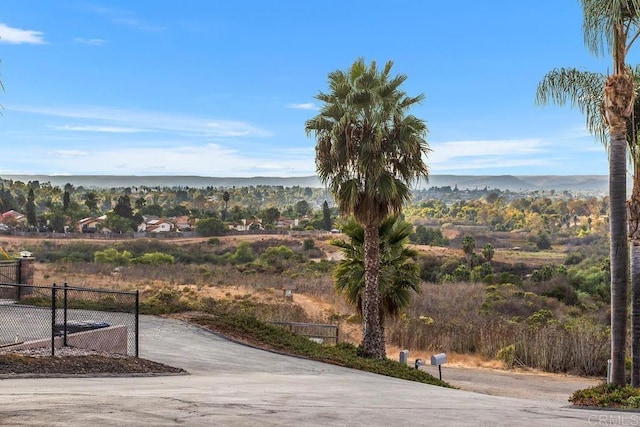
[431,139,546,162]
[51,125,146,133]
[429,138,551,172]
[73,37,108,46]
[55,150,90,158]
[287,103,319,110]
[11,104,272,138]
[37,143,315,176]
[89,6,165,32]
[0,23,46,44]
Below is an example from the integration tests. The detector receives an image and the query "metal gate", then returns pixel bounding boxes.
[0,261,20,302]
[0,260,19,285]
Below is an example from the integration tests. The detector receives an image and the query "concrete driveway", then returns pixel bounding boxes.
[0,316,633,426]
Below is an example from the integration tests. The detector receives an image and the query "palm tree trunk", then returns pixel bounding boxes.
[629,167,640,386]
[631,238,640,386]
[362,224,385,359]
[610,126,629,386]
[604,71,634,386]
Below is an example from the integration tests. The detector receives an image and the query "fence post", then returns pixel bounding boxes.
[51,284,57,356]
[135,290,139,357]
[63,283,68,347]
[18,256,35,285]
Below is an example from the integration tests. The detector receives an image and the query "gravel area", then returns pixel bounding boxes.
[0,347,185,376]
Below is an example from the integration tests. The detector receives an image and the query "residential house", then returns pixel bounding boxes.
[138,217,175,233]
[171,215,193,232]
[227,218,263,231]
[0,210,27,227]
[275,217,299,229]
[76,216,111,233]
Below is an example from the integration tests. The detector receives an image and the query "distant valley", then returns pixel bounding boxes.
[0,174,610,193]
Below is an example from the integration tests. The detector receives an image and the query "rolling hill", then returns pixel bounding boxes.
[0,174,609,193]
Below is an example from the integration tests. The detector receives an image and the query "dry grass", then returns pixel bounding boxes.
[6,234,608,374]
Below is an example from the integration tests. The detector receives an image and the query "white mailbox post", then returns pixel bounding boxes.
[431,353,447,381]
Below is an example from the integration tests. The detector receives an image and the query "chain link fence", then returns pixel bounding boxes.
[0,283,138,356]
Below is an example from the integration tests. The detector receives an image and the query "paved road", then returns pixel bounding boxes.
[0,316,632,426]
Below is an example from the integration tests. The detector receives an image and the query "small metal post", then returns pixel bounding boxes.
[438,365,442,381]
[51,284,57,356]
[63,283,68,347]
[135,290,139,358]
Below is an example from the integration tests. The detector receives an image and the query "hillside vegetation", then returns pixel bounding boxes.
[0,180,615,377]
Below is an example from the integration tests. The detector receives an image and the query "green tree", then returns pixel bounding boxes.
[222,191,230,220]
[84,191,99,212]
[482,243,495,263]
[62,191,70,212]
[461,235,476,265]
[294,200,310,217]
[322,200,332,231]
[536,0,640,385]
[26,188,36,227]
[260,207,280,226]
[307,58,429,358]
[135,197,146,210]
[331,216,421,325]
[196,217,226,236]
[104,212,134,233]
[49,211,65,232]
[114,195,133,219]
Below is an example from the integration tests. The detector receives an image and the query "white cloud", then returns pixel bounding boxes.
[55,150,90,158]
[52,125,146,133]
[73,38,108,46]
[425,138,555,173]
[39,143,315,176]
[0,23,46,44]
[429,138,546,164]
[287,103,319,110]
[11,104,272,138]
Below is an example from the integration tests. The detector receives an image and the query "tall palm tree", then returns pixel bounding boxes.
[222,191,230,221]
[331,216,421,325]
[306,58,430,359]
[537,0,640,385]
[627,67,640,386]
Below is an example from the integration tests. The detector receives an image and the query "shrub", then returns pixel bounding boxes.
[94,248,132,266]
[535,232,552,250]
[303,239,315,251]
[564,251,584,266]
[133,252,175,265]
[232,242,255,264]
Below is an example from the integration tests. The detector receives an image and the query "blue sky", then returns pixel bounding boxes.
[0,1,633,177]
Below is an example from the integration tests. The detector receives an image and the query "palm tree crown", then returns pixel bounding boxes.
[306,58,430,226]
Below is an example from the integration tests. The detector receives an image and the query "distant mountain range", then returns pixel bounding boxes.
[0,174,610,193]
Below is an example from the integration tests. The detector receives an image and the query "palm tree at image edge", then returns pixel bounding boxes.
[537,0,640,385]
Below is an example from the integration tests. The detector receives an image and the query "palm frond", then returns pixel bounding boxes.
[536,67,607,144]
[331,216,421,320]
